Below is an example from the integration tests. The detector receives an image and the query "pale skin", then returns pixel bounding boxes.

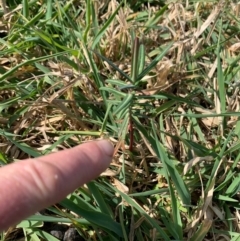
[0,140,114,231]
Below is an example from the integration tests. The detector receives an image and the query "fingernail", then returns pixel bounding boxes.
[97,140,114,156]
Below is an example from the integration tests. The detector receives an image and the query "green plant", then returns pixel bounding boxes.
[1,0,240,240]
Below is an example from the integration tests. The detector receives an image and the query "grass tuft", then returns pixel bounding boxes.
[1,0,240,240]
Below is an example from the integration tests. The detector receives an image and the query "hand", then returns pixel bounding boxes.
[0,140,113,231]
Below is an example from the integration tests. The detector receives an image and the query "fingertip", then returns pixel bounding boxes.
[95,140,114,157]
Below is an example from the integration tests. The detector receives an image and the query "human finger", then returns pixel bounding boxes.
[0,140,113,231]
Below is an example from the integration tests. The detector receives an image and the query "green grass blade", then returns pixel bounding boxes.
[60,198,123,237]
[108,185,170,241]
[0,51,72,83]
[22,0,29,18]
[93,51,132,82]
[131,37,140,83]
[150,120,191,206]
[217,19,226,128]
[145,4,168,31]
[136,42,173,81]
[91,2,123,49]
[87,181,113,217]
[46,0,52,21]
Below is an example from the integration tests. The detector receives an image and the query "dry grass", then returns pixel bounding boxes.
[1,0,240,240]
